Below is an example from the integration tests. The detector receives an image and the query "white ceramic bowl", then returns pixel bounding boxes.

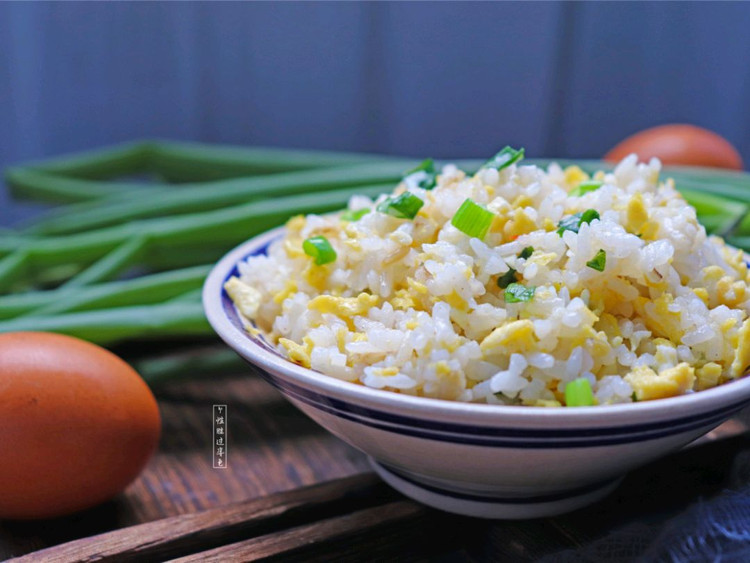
[203,227,750,519]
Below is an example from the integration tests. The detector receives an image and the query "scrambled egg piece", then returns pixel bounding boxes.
[392,289,418,310]
[444,290,469,311]
[303,262,331,291]
[480,320,536,355]
[692,287,709,305]
[595,313,620,339]
[286,215,306,233]
[716,276,747,308]
[273,280,298,305]
[535,252,559,267]
[626,192,649,234]
[722,244,749,278]
[564,165,589,187]
[634,294,683,343]
[224,277,262,318]
[731,318,750,378]
[696,362,723,391]
[511,194,533,208]
[308,293,380,318]
[503,208,537,240]
[283,215,308,257]
[542,217,557,232]
[625,363,695,401]
[407,277,428,295]
[430,361,465,400]
[283,239,305,258]
[279,337,312,368]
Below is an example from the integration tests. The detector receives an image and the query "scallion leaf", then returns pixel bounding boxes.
[581,209,600,224]
[377,192,424,219]
[556,209,600,236]
[519,246,534,260]
[451,198,496,240]
[497,268,517,289]
[403,158,437,190]
[564,378,595,407]
[504,282,535,303]
[302,235,337,265]
[557,213,582,236]
[482,146,525,171]
[341,208,370,222]
[586,249,606,272]
[569,180,603,197]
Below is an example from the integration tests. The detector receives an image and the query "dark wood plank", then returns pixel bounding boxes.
[168,501,431,563]
[11,474,401,563]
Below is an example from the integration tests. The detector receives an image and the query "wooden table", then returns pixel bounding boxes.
[2,358,750,561]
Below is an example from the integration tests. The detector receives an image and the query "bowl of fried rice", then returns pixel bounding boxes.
[204,149,750,518]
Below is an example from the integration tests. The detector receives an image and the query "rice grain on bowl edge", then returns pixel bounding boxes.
[224,149,750,407]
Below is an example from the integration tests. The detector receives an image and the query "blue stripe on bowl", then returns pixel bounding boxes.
[223,238,747,448]
[254,367,744,448]
[378,463,617,504]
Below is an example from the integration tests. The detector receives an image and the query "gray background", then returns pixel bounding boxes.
[2,2,750,224]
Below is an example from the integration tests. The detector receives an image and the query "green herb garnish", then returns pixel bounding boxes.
[580,209,600,224]
[565,378,595,407]
[481,146,525,171]
[403,158,437,190]
[569,180,603,197]
[556,209,600,236]
[303,236,337,265]
[586,249,607,272]
[504,282,535,303]
[341,208,370,222]
[519,246,534,260]
[377,192,424,219]
[497,269,517,289]
[451,198,496,240]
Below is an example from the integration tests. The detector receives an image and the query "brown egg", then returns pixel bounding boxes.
[0,332,160,519]
[604,124,743,170]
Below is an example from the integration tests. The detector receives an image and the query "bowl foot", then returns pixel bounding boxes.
[370,459,623,519]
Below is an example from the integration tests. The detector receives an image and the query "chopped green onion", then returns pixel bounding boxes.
[519,246,534,260]
[586,249,606,272]
[581,209,600,224]
[341,208,370,222]
[403,158,437,190]
[564,378,595,407]
[631,392,638,402]
[557,213,582,235]
[504,282,535,303]
[496,268,517,289]
[377,192,424,219]
[482,146,525,171]
[569,180,603,197]
[451,198,496,240]
[302,235,337,265]
[556,209,600,236]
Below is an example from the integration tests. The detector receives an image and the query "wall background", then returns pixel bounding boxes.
[2,2,750,223]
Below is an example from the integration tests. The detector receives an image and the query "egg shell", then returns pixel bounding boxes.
[0,332,160,520]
